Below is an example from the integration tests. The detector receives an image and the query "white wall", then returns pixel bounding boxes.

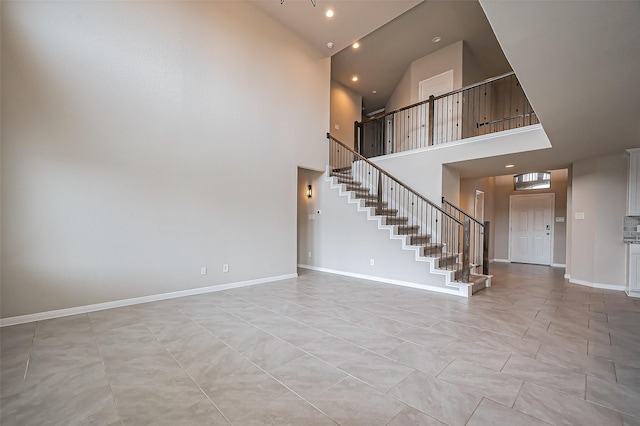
[330,80,362,149]
[568,154,628,288]
[1,1,330,318]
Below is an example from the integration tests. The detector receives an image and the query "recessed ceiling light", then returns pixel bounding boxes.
[352,42,360,49]
[326,42,334,49]
[326,9,334,17]
[432,36,441,43]
[352,76,358,82]
[505,164,515,168]
[372,90,377,94]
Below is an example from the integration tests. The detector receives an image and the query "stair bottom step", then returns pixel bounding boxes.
[469,275,489,294]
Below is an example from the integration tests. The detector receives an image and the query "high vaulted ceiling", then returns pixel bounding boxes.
[251,0,421,56]
[253,0,511,115]
[252,0,640,178]
[330,0,511,113]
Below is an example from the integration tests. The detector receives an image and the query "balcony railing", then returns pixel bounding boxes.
[355,72,539,158]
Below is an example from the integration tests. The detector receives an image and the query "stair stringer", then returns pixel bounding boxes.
[324,171,472,297]
[351,163,436,240]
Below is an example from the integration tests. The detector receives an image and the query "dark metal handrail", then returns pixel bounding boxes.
[355,71,539,158]
[442,197,490,276]
[329,134,461,224]
[442,197,483,226]
[361,72,516,125]
[328,134,471,284]
[433,71,515,102]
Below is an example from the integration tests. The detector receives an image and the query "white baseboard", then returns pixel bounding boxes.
[297,264,462,297]
[492,259,510,263]
[551,263,566,268]
[626,289,640,298]
[0,273,298,327]
[569,277,625,292]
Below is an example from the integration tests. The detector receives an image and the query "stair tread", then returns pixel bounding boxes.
[409,235,432,243]
[330,169,486,295]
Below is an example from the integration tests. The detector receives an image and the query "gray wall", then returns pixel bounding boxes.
[459,176,496,261]
[330,80,362,149]
[460,169,568,265]
[1,1,330,318]
[386,41,463,112]
[492,170,568,265]
[297,173,451,290]
[568,154,627,287]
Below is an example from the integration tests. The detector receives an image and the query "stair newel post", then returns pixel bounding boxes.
[354,121,361,155]
[428,95,435,146]
[376,170,382,216]
[462,219,471,284]
[482,221,490,276]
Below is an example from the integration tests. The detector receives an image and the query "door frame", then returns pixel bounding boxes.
[508,193,555,265]
[418,70,454,102]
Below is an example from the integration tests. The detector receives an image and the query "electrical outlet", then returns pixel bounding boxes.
[370,259,375,266]
[200,267,207,275]
[222,264,229,273]
[308,251,312,258]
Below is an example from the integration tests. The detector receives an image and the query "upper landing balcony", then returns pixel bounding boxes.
[356,72,540,159]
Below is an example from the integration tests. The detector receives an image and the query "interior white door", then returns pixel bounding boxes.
[474,190,485,222]
[417,70,454,146]
[509,194,554,265]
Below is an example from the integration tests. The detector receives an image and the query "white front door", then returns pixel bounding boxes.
[509,194,554,265]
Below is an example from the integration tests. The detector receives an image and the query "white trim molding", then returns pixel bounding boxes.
[551,263,566,268]
[626,289,640,298]
[564,274,571,279]
[569,277,625,292]
[492,259,510,263]
[298,264,468,297]
[0,273,298,327]
[369,125,545,161]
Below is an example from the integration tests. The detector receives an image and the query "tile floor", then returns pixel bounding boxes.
[1,263,640,425]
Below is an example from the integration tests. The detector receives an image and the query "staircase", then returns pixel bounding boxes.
[327,136,490,296]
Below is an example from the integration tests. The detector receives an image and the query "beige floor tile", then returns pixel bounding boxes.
[269,354,348,395]
[384,341,455,376]
[336,349,414,392]
[502,355,586,398]
[514,382,623,426]
[3,263,639,426]
[440,340,511,371]
[304,377,406,426]
[387,406,446,426]
[388,370,482,426]
[438,358,523,407]
[466,399,550,426]
[587,374,640,418]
